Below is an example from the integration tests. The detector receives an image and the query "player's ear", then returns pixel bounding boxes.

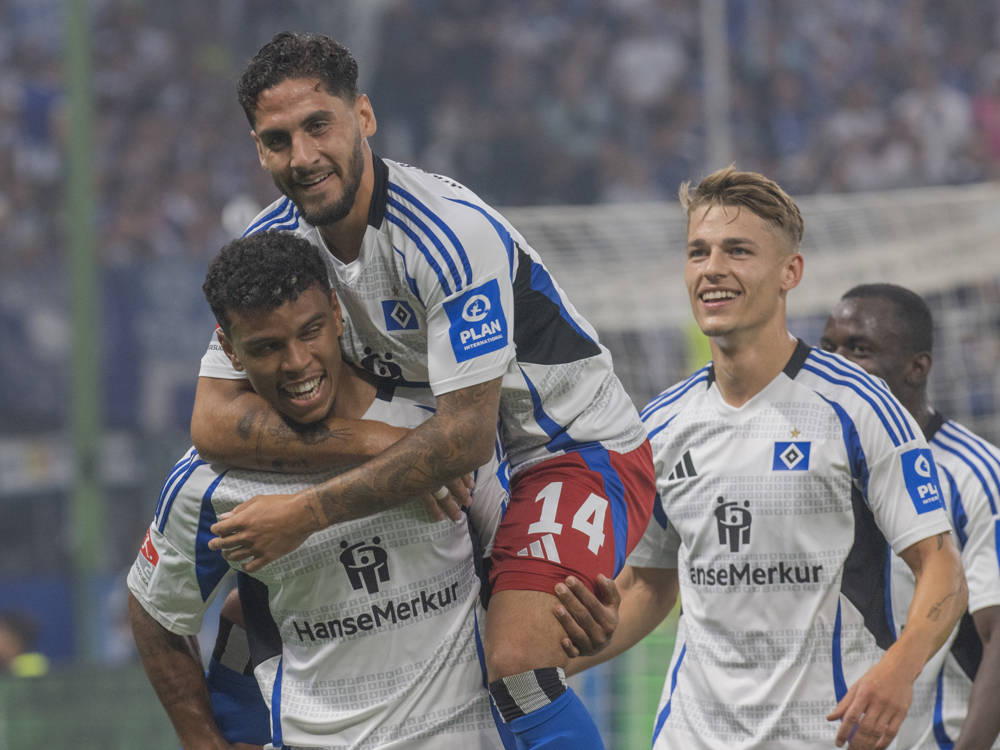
[328,289,344,338]
[779,251,804,292]
[251,129,267,169]
[355,94,376,138]
[904,351,932,388]
[217,328,245,371]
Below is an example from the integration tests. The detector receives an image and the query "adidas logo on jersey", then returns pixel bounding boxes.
[516,533,561,563]
[666,450,698,481]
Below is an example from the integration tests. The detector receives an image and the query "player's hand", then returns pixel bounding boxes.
[827,655,913,749]
[553,574,621,658]
[209,492,319,573]
[420,474,474,522]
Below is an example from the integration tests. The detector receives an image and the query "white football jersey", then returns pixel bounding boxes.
[631,341,952,750]
[200,156,646,472]
[127,385,511,749]
[889,413,1000,749]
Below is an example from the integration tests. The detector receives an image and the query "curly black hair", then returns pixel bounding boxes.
[238,31,359,126]
[202,230,330,335]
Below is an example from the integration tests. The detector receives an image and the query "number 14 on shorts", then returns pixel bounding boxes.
[523,481,608,562]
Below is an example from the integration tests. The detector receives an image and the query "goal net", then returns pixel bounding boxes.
[506,182,1000,441]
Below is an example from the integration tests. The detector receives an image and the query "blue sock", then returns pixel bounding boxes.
[489,668,606,749]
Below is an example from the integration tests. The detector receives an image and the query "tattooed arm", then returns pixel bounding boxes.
[129,593,245,750]
[191,377,407,472]
[828,532,967,750]
[208,377,503,571]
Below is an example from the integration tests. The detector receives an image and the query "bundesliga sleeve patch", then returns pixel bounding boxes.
[443,279,509,362]
[772,441,811,471]
[901,447,944,513]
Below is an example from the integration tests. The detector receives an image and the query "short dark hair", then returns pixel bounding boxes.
[842,283,933,354]
[202,230,330,336]
[238,31,360,126]
[679,165,805,250]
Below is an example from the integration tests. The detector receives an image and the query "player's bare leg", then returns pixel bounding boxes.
[485,589,605,749]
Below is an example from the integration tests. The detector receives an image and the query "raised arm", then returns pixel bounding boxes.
[129,592,236,750]
[553,565,679,676]
[209,377,502,571]
[191,376,407,471]
[829,531,967,749]
[955,605,1000,750]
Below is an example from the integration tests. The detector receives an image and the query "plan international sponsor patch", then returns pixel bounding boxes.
[901,447,944,514]
[444,279,508,362]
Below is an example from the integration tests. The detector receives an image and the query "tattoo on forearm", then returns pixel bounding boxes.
[937,532,944,550]
[313,379,499,524]
[928,579,968,622]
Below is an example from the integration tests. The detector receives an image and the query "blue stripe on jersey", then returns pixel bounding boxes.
[195,471,230,601]
[810,350,915,443]
[805,354,910,446]
[244,199,299,236]
[387,195,464,291]
[474,609,519,749]
[446,197,515,281]
[652,642,686,745]
[578,446,629,575]
[939,465,968,548]
[995,520,1000,577]
[270,657,283,748]
[154,448,198,524]
[391,245,424,304]
[525,261,597,348]
[385,211,454,295]
[652,493,668,530]
[518,364,595,454]
[646,413,678,443]
[157,456,208,533]
[388,183,474,286]
[803,363,904,448]
[640,368,710,422]
[832,600,847,702]
[932,669,954,748]
[243,197,292,236]
[883,544,896,639]
[934,422,1000,515]
[815,394,871,498]
[883,544,897,639]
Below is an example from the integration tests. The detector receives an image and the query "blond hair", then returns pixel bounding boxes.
[679,165,804,250]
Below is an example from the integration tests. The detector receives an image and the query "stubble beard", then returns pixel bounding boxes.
[290,137,365,227]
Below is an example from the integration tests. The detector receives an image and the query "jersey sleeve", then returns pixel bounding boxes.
[406,201,516,396]
[126,457,234,635]
[854,403,952,555]
[199,328,247,380]
[951,467,1000,614]
[626,500,679,570]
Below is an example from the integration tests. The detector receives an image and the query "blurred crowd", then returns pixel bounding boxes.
[3,0,1000,271]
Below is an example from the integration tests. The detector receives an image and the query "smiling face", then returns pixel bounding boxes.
[219,283,345,425]
[251,77,375,227]
[685,203,803,344]
[820,296,912,398]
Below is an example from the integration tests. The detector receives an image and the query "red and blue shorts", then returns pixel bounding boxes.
[489,440,656,595]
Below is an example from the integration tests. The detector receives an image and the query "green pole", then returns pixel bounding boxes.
[65,0,103,663]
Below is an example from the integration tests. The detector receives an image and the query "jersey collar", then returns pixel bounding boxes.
[922,408,946,441]
[368,153,388,229]
[705,337,811,386]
